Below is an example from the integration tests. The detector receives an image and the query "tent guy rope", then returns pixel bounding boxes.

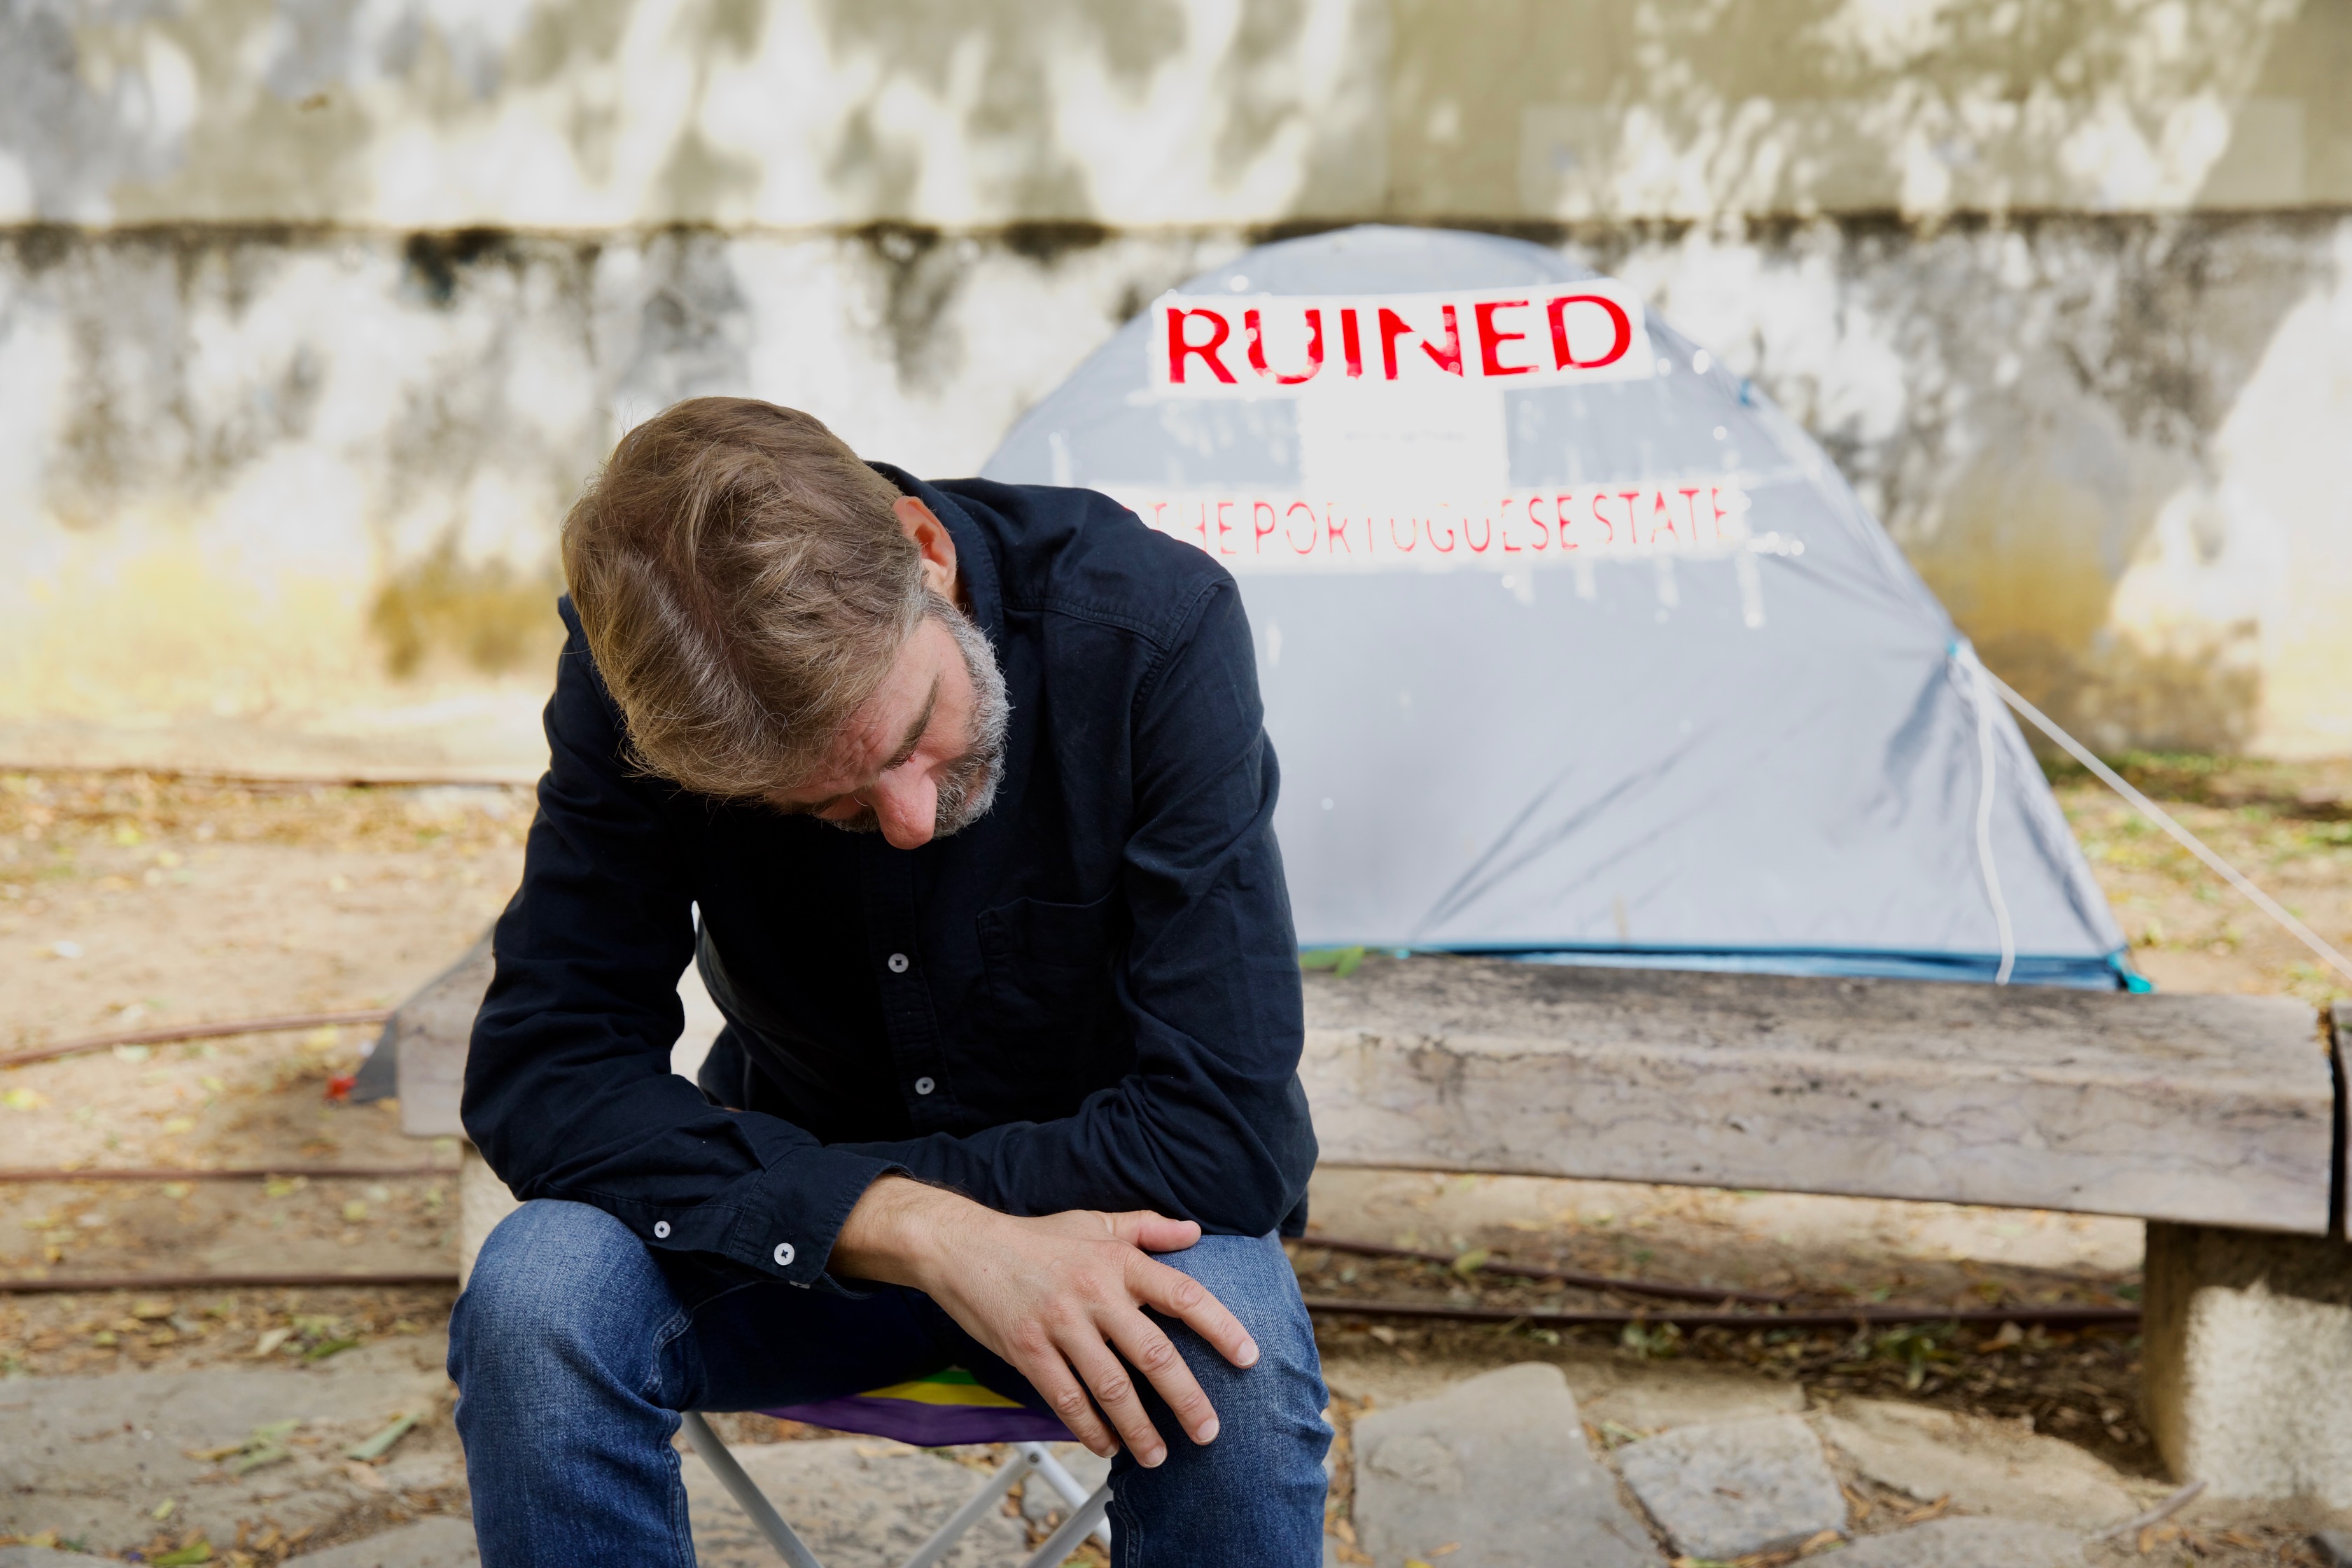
[1956,645,2019,984]
[1989,671,2352,988]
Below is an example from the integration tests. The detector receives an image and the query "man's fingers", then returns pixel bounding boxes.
[1129,1254,1259,1369]
[1102,1308,1221,1446]
[1060,1334,1168,1467]
[1104,1210,1201,1254]
[1017,1345,1121,1461]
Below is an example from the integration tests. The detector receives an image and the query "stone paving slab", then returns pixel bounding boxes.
[286,1517,479,1567]
[1577,1365,1807,1435]
[1321,1338,1802,1436]
[1817,1400,2138,1529]
[1617,1414,1847,1560]
[0,1336,454,1558]
[1830,1516,2082,1567]
[681,1439,1028,1568]
[1350,1362,1661,1568]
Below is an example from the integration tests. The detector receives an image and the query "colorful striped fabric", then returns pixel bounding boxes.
[763,1366,1075,1447]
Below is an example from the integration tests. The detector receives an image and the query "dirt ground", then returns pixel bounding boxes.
[2052,752,2352,1007]
[2,757,2348,1564]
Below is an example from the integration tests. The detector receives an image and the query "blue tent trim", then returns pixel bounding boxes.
[1415,944,2146,990]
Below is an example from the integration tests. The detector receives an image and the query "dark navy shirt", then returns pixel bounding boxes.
[463,467,1315,1291]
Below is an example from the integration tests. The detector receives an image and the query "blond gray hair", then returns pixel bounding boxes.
[559,397,927,797]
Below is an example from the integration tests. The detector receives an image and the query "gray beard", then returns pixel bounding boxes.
[825,593,1009,839]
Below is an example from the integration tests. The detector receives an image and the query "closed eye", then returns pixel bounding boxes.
[880,679,939,772]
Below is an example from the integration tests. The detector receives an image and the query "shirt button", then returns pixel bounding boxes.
[653,1220,671,1239]
[886,953,910,974]
[774,1242,796,1268]
[913,1077,935,1096]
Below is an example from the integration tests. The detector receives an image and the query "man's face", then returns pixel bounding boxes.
[766,597,1009,850]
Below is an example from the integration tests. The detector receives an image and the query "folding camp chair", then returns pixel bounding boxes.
[680,1367,1115,1568]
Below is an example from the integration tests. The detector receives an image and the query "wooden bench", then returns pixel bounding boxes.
[1300,955,2336,1233]
[391,946,2352,1505]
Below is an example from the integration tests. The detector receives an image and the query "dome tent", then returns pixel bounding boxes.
[982,226,2131,987]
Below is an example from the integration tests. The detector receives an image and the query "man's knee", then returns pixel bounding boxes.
[1148,1233,1325,1422]
[450,1200,673,1385]
[1114,1233,1329,1555]
[1152,1234,1312,1339]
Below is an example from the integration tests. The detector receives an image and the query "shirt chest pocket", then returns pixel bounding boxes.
[973,891,1121,1071]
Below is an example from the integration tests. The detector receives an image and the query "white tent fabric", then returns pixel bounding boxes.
[983,226,2129,986]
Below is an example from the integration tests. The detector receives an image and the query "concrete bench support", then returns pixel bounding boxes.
[459,1143,524,1285]
[2137,1002,2352,1502]
[2144,1222,2352,1504]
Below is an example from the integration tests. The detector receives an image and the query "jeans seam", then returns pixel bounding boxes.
[648,1310,701,1568]
[645,1306,696,1408]
[659,1440,699,1568]
[1112,1494,1142,1567]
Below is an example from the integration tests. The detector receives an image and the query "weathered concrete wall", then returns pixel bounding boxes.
[1,0,2348,775]
[0,223,1241,777]
[10,0,2348,227]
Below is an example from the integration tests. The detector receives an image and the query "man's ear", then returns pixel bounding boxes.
[894,496,960,603]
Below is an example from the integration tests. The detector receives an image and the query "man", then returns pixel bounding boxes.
[451,396,1329,1565]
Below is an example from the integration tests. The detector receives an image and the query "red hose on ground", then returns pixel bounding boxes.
[0,1009,393,1070]
[1297,1233,1792,1306]
[0,1166,453,1183]
[0,1270,460,1294]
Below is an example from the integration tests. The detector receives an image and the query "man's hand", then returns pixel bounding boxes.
[830,1176,1259,1467]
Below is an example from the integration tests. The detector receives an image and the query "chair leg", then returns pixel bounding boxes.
[679,1410,828,1568]
[897,1446,1039,1568]
[1018,1482,1112,1568]
[1026,1445,1114,1548]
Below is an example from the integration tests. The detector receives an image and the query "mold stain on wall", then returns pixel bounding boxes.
[368,538,564,682]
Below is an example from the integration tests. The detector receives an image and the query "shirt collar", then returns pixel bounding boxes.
[869,463,1005,651]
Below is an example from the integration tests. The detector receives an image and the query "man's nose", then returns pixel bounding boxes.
[871,771,937,850]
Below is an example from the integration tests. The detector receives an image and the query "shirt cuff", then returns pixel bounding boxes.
[611,1146,909,1294]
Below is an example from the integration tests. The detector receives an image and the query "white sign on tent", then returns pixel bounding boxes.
[1115,283,1770,577]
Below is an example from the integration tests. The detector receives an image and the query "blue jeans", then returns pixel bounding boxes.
[449,1200,1330,1567]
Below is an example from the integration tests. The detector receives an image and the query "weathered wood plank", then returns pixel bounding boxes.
[393,939,2334,1233]
[2335,1001,2350,1242]
[1301,955,2334,1235]
[392,930,492,1139]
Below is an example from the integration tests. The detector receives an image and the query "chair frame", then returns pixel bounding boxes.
[680,1410,1114,1568]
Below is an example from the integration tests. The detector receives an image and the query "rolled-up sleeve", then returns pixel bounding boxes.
[463,602,906,1287]
[835,580,1316,1236]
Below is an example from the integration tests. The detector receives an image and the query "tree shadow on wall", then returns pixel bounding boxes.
[813,0,1175,220]
[1430,0,2317,220]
